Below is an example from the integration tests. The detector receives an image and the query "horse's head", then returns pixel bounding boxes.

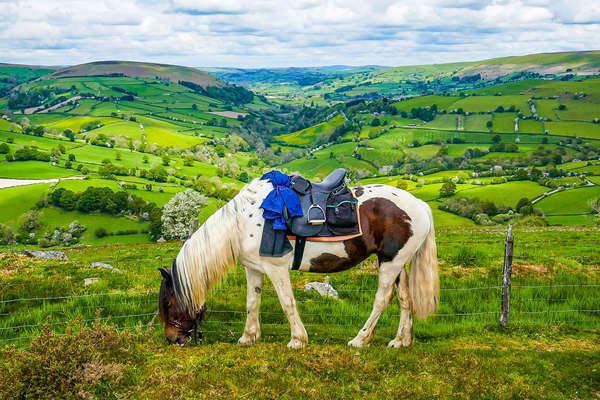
[158,267,205,346]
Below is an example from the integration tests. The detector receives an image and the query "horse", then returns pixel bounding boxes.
[158,178,439,348]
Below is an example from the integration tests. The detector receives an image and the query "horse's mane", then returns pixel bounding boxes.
[172,178,268,312]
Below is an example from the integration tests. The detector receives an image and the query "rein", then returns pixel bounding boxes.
[167,304,206,345]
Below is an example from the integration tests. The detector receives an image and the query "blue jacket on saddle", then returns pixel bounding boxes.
[260,171,303,230]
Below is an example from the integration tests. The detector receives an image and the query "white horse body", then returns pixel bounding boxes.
[173,178,438,348]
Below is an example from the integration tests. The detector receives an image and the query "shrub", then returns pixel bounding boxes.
[18,210,41,232]
[0,321,129,400]
[439,182,456,197]
[161,189,207,240]
[95,227,108,238]
[473,213,493,225]
[514,215,548,226]
[0,223,16,245]
[0,143,9,154]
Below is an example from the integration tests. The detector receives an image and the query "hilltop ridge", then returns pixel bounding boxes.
[45,61,225,89]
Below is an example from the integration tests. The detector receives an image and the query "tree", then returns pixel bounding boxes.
[143,154,149,164]
[486,120,493,130]
[215,144,226,157]
[162,154,170,166]
[370,118,380,127]
[18,210,41,232]
[68,153,75,162]
[492,134,501,144]
[161,189,208,240]
[0,143,9,154]
[183,155,195,167]
[439,182,456,197]
[116,151,122,161]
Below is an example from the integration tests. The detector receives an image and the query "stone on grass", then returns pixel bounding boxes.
[304,276,338,298]
[84,277,100,285]
[92,262,122,273]
[24,250,67,261]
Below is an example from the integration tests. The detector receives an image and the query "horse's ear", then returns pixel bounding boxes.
[158,268,171,282]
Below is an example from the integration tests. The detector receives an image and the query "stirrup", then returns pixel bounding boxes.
[307,204,326,225]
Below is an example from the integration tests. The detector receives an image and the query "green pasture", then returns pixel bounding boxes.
[0,161,79,179]
[471,79,546,95]
[424,114,460,130]
[68,145,162,168]
[492,113,518,133]
[281,156,376,179]
[0,183,51,225]
[555,101,600,121]
[404,144,441,159]
[456,181,548,207]
[356,147,404,166]
[534,99,559,120]
[410,183,478,202]
[45,116,121,133]
[536,186,600,215]
[276,114,345,145]
[518,118,544,133]
[393,95,458,112]
[0,131,79,151]
[451,95,530,115]
[464,114,491,131]
[40,206,149,241]
[545,121,600,139]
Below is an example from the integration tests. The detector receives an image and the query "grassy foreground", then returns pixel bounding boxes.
[1,322,598,399]
[0,227,599,399]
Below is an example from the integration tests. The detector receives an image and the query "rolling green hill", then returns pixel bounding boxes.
[46,61,224,88]
[0,53,599,249]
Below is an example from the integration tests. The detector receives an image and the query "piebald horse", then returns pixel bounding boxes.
[158,179,439,348]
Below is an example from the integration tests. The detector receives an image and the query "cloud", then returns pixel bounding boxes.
[0,0,597,67]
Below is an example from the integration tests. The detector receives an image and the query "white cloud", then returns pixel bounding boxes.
[0,0,597,67]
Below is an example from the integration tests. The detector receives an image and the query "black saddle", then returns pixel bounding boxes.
[287,168,359,238]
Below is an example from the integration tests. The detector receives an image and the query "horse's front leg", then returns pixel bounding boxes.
[238,266,264,345]
[267,266,308,348]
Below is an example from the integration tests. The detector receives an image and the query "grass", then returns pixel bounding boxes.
[536,186,600,215]
[275,114,345,145]
[0,183,51,224]
[456,181,549,208]
[0,161,79,179]
[0,227,598,398]
[545,121,600,139]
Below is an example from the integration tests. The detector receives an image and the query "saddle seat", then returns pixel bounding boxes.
[310,168,346,192]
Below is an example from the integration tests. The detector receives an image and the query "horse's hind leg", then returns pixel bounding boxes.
[239,267,264,345]
[348,257,406,348]
[388,266,414,348]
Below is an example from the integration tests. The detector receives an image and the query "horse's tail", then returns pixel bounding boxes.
[409,205,439,319]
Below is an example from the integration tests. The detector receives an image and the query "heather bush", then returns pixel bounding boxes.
[0,320,131,400]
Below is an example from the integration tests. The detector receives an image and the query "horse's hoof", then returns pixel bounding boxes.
[387,337,412,348]
[238,334,259,345]
[287,338,306,349]
[348,337,367,348]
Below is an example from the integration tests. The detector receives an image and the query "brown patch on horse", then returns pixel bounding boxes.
[354,186,364,197]
[309,198,413,272]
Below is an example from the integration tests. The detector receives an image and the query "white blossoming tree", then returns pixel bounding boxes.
[161,189,208,240]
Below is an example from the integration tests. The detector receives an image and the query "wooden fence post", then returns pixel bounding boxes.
[500,224,514,326]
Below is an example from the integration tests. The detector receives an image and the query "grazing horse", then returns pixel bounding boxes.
[158,179,439,348]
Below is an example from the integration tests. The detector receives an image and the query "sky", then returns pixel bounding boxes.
[1,0,599,68]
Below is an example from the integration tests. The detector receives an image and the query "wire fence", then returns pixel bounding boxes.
[1,230,599,344]
[1,282,598,344]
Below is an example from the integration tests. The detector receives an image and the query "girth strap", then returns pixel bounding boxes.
[291,237,306,270]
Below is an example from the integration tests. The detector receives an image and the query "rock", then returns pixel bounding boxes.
[304,277,338,298]
[84,277,100,285]
[23,250,67,261]
[92,262,122,273]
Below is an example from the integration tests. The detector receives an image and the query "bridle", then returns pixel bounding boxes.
[167,304,206,345]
